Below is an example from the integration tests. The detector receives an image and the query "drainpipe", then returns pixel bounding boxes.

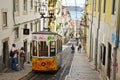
[112,0,120,80]
[89,0,94,61]
[95,0,101,70]
[13,0,16,25]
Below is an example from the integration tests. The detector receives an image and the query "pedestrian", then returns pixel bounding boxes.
[19,47,26,70]
[78,44,82,53]
[10,43,19,71]
[71,44,75,53]
[76,41,79,46]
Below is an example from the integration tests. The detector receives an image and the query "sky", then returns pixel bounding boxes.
[62,0,85,7]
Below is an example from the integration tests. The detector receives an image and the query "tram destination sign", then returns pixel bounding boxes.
[32,34,56,41]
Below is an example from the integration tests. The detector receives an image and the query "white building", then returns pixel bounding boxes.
[61,6,72,43]
[0,0,43,71]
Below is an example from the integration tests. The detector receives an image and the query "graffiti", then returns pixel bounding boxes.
[110,59,112,79]
[115,61,118,73]
[110,50,119,80]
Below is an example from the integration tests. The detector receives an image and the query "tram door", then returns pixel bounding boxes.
[50,41,56,56]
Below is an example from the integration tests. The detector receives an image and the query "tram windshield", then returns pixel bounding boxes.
[38,41,48,56]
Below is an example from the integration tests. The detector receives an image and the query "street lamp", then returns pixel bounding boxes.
[40,10,54,18]
[38,0,55,31]
[40,9,55,31]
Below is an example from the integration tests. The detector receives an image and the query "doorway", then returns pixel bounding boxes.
[99,45,102,69]
[99,44,106,69]
[2,41,9,69]
[107,42,112,79]
[30,42,32,61]
[24,40,27,62]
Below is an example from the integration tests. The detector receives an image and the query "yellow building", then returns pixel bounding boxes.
[47,0,62,33]
[86,0,120,80]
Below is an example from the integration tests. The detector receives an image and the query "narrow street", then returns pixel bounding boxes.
[1,0,120,79]
[0,40,102,80]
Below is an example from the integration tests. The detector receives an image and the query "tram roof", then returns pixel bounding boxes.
[32,31,62,37]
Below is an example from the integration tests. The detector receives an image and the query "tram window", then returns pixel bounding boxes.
[50,41,56,56]
[58,39,60,53]
[60,39,62,50]
[38,41,48,56]
[58,39,61,52]
[57,39,59,53]
[32,41,37,56]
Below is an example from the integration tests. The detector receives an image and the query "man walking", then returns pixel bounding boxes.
[78,44,82,53]
[11,44,19,71]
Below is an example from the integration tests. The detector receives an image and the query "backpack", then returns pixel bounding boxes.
[10,50,14,57]
[79,45,82,48]
[71,46,75,50]
[20,51,25,57]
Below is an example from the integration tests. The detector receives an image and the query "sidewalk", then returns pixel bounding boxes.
[0,62,32,80]
[65,47,102,80]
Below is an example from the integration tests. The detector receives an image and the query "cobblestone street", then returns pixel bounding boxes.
[65,48,102,80]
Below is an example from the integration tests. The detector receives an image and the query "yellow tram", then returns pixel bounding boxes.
[32,31,62,72]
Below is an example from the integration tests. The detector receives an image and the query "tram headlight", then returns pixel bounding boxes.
[41,62,46,66]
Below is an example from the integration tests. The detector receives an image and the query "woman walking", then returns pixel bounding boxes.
[20,47,26,70]
[71,44,75,54]
[78,44,82,53]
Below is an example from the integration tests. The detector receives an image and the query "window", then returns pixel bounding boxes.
[24,24,27,29]
[35,22,37,32]
[2,12,7,27]
[112,0,116,14]
[34,1,37,12]
[38,20,41,31]
[38,41,48,56]
[30,0,33,9]
[15,27,19,39]
[23,0,27,12]
[94,0,96,11]
[103,0,106,13]
[50,41,56,56]
[102,44,106,65]
[14,0,19,12]
[98,0,100,12]
[30,23,33,31]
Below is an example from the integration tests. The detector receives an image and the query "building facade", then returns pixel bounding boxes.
[0,0,43,72]
[61,6,72,44]
[0,0,62,72]
[86,0,120,80]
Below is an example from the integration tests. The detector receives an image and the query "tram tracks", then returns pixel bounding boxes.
[19,47,73,80]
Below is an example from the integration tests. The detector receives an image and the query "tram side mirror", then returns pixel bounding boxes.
[23,29,29,35]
